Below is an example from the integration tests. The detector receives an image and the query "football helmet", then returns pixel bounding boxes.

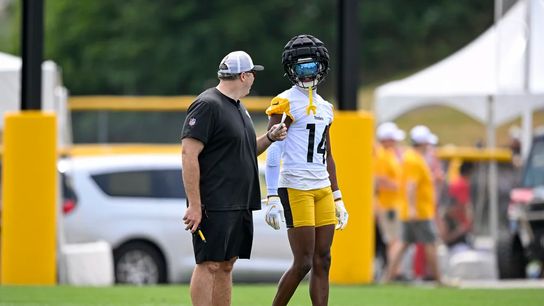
[282,34,330,88]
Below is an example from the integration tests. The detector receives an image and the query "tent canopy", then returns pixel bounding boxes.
[374,0,544,247]
[0,51,71,145]
[375,0,544,127]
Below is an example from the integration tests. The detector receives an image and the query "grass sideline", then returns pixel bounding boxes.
[1,284,544,306]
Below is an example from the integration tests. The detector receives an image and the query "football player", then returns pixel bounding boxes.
[264,34,348,306]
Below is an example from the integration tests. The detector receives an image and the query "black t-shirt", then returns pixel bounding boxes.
[181,88,261,211]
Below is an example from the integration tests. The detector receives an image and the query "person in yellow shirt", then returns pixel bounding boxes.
[383,125,443,284]
[374,122,405,277]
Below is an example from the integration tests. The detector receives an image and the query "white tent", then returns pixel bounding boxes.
[0,51,71,145]
[374,0,544,253]
[375,0,544,152]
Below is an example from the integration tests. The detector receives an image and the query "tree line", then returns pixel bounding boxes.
[2,0,493,99]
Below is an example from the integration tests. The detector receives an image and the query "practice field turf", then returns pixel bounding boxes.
[1,283,543,306]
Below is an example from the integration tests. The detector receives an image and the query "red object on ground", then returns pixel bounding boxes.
[413,243,426,278]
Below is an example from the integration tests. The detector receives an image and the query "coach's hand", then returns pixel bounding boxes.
[335,200,349,230]
[183,205,202,233]
[268,123,288,142]
[265,196,284,230]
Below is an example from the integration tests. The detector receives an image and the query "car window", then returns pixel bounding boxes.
[62,173,78,200]
[522,138,544,187]
[92,169,186,199]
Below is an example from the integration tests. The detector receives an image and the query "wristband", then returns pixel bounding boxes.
[333,190,342,201]
[266,132,276,143]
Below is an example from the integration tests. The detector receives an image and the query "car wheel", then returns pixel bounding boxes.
[497,232,527,279]
[113,241,167,284]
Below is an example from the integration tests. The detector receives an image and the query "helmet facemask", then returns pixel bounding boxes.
[288,58,327,88]
[282,35,329,89]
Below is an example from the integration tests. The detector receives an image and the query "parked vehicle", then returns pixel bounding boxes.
[59,148,291,284]
[498,134,544,279]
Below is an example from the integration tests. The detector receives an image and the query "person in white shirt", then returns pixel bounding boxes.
[264,34,348,306]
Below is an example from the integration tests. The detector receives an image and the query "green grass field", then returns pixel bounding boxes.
[1,283,543,306]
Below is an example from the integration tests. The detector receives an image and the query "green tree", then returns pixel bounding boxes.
[361,0,493,81]
[2,0,493,97]
[44,0,336,96]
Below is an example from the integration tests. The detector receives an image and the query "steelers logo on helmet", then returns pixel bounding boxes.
[282,34,330,88]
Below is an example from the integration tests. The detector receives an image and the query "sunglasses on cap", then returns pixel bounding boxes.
[243,70,256,77]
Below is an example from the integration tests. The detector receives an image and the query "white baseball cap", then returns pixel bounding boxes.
[376,122,405,141]
[410,125,438,145]
[218,51,264,76]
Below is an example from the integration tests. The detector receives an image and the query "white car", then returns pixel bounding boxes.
[59,152,292,284]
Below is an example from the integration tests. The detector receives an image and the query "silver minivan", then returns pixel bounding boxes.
[59,152,291,284]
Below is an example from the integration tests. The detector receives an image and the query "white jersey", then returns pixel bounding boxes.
[266,86,334,190]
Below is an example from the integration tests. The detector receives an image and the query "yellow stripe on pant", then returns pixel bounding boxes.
[1,112,57,285]
[329,111,374,284]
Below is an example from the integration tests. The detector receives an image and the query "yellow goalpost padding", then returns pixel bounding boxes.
[1,111,57,285]
[330,110,374,284]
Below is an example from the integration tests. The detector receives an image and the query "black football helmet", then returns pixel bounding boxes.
[282,34,330,88]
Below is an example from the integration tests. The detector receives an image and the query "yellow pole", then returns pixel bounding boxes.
[330,110,374,284]
[1,111,57,285]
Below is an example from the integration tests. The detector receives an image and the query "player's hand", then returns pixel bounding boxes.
[265,196,284,230]
[335,199,349,230]
[268,123,287,142]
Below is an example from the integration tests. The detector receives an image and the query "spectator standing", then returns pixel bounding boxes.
[383,125,443,285]
[374,122,405,277]
[439,161,474,253]
[413,134,444,281]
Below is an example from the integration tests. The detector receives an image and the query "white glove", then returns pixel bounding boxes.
[265,196,285,230]
[335,199,349,230]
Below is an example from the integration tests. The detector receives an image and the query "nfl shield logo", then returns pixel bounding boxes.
[189,118,197,126]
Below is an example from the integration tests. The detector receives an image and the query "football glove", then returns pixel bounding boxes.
[265,196,284,230]
[333,190,349,230]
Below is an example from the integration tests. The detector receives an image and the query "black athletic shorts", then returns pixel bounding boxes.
[192,209,253,264]
[401,220,437,244]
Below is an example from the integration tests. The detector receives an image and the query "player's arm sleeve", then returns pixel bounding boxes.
[265,96,294,122]
[265,141,285,197]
